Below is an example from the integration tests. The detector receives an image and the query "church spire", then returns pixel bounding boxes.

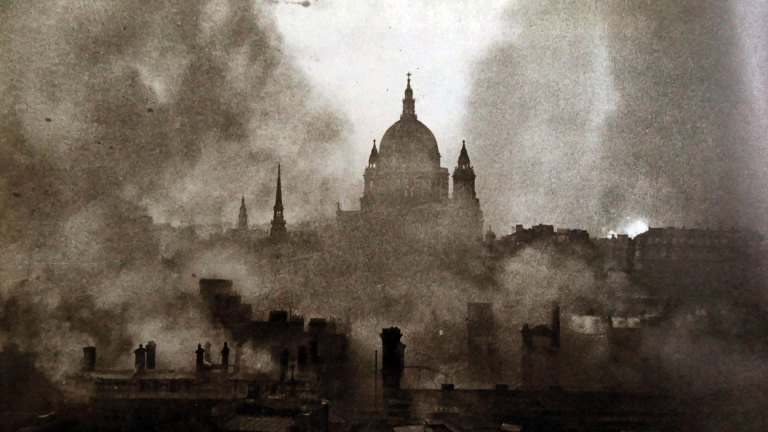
[401,72,416,120]
[274,164,283,212]
[270,164,287,242]
[237,195,248,230]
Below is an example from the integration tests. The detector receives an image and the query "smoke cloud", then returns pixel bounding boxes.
[2,1,767,429]
[464,2,768,427]
[465,0,768,234]
[0,0,350,393]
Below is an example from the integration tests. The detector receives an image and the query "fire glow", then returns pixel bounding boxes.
[624,219,649,238]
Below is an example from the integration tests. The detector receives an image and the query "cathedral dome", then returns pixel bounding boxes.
[379,118,440,169]
[377,75,441,170]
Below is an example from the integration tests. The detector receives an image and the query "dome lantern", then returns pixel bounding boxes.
[401,72,416,120]
[378,74,441,170]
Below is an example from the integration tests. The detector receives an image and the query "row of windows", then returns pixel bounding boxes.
[641,236,743,246]
[635,249,735,259]
[366,182,449,198]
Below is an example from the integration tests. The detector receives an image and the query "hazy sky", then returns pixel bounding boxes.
[272,1,511,173]
[1,0,766,237]
[1,2,767,413]
[272,0,768,235]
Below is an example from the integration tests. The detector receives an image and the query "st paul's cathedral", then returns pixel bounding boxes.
[337,74,484,243]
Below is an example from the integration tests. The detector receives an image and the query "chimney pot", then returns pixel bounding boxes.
[82,346,96,372]
[195,344,205,372]
[146,341,157,370]
[134,344,147,373]
[221,342,230,370]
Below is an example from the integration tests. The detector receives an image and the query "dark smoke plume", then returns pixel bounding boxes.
[0,0,350,393]
[464,1,768,429]
[466,0,768,234]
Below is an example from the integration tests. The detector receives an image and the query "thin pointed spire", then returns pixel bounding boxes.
[274,164,283,212]
[270,164,287,242]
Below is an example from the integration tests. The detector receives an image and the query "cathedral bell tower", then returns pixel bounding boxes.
[452,140,483,240]
[363,140,378,199]
[452,141,477,201]
[270,165,288,242]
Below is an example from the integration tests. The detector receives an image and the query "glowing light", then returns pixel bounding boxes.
[624,219,649,238]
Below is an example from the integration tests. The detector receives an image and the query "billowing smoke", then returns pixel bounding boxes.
[0,0,351,402]
[464,1,768,427]
[465,0,768,234]
[181,230,618,390]
[2,0,766,428]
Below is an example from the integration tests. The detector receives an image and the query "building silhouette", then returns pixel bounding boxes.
[337,74,484,243]
[217,165,291,244]
[380,327,406,391]
[595,226,764,296]
[466,302,500,380]
[520,304,561,389]
[198,278,348,396]
[452,141,484,240]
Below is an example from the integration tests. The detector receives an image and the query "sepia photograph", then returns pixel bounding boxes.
[1,1,767,430]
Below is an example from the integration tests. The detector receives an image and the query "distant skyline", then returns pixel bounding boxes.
[2,1,766,239]
[272,0,510,173]
[273,1,768,236]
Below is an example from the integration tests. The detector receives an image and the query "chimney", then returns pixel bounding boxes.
[221,342,230,371]
[551,303,561,348]
[146,341,156,370]
[521,324,532,349]
[195,344,205,372]
[204,341,212,363]
[380,327,405,391]
[134,344,147,373]
[82,346,96,372]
